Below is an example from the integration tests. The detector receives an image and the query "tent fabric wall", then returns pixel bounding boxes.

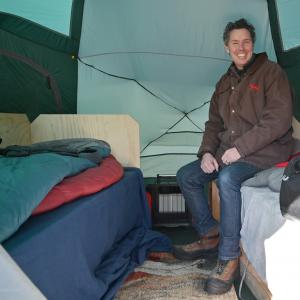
[271,0,300,51]
[0,44,64,120]
[78,0,275,177]
[0,27,76,121]
[267,0,300,121]
[0,0,84,121]
[1,0,300,176]
[0,0,73,36]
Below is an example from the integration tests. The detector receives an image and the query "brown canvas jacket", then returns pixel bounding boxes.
[198,52,293,169]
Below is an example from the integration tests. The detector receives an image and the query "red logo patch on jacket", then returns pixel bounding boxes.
[249,83,260,92]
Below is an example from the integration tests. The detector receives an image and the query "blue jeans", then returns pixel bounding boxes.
[176,159,260,260]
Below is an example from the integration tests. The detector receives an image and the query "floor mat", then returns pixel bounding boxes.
[115,253,238,300]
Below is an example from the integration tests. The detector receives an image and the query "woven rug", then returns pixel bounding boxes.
[115,253,238,300]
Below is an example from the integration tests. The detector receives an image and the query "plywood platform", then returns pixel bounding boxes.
[0,113,31,147]
[0,113,140,167]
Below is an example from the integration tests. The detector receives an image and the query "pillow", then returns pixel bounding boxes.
[243,137,300,189]
[242,137,300,197]
[242,167,284,193]
[0,153,96,243]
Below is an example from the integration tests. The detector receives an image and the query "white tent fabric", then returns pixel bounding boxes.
[78,0,276,177]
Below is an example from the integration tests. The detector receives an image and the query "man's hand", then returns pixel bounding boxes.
[221,147,241,165]
[201,152,219,173]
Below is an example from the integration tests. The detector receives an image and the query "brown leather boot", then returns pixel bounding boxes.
[173,228,219,260]
[205,258,239,294]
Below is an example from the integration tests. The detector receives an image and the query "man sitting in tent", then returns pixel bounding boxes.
[173,18,293,295]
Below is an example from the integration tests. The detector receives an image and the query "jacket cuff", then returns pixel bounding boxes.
[197,149,215,159]
[233,141,246,158]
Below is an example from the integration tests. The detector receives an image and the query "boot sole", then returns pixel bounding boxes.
[204,264,240,295]
[173,246,219,261]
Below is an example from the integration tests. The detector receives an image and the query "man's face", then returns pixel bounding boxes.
[225,28,253,70]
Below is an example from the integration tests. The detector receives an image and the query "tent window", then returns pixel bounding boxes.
[276,0,300,51]
[0,0,73,36]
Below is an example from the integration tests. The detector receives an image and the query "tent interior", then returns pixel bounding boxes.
[1,0,300,299]
[1,0,300,178]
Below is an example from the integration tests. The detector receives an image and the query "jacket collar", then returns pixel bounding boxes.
[228,52,268,78]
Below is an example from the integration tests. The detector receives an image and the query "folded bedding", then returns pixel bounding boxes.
[32,155,124,215]
[0,138,111,164]
[3,167,172,300]
[0,153,96,243]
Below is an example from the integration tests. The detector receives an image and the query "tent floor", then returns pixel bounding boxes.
[155,225,257,300]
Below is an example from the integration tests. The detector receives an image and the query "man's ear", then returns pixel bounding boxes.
[224,46,230,54]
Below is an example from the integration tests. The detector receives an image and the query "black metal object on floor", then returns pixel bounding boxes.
[146,175,192,226]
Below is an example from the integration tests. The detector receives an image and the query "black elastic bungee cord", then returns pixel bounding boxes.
[78,57,183,113]
[77,56,210,157]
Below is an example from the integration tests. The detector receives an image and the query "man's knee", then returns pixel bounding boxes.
[176,164,189,186]
[218,169,236,189]
[176,161,200,186]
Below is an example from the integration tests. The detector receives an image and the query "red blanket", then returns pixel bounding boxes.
[32,155,124,215]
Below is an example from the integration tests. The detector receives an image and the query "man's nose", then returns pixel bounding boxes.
[238,43,245,50]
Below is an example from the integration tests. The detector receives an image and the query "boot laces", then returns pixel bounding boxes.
[216,260,227,275]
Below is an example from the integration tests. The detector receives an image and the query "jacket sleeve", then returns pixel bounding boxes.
[234,66,293,157]
[197,88,224,158]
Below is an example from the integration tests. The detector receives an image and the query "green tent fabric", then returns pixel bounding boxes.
[0,0,300,177]
[0,0,84,120]
[268,0,300,121]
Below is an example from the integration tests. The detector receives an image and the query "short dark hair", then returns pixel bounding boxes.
[223,18,256,45]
